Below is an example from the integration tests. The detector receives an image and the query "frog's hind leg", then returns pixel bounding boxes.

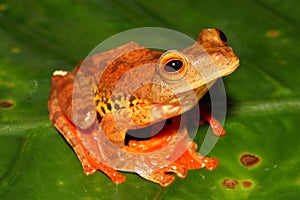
[49,76,125,184]
[52,112,126,184]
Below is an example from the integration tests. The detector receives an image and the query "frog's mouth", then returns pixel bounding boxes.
[159,82,212,117]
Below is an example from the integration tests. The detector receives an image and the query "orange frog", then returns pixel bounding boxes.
[48,28,239,186]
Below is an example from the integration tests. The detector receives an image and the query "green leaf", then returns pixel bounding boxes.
[0,0,299,199]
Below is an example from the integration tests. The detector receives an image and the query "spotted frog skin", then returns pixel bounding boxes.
[48,28,239,186]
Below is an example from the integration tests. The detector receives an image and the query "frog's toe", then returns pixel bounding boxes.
[175,166,188,178]
[201,157,219,171]
[84,162,126,184]
[83,164,97,175]
[106,169,126,184]
[85,164,126,184]
[165,164,188,178]
[141,172,175,187]
[139,164,187,186]
[160,174,176,187]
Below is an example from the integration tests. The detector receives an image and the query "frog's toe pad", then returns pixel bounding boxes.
[143,172,176,187]
[167,164,188,178]
[110,172,126,185]
[160,174,176,187]
[82,161,126,184]
[176,167,188,178]
[202,157,219,171]
[83,164,97,175]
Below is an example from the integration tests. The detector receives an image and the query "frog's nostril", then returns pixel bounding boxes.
[164,60,183,72]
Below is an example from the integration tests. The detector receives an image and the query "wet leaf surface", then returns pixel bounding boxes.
[0,0,299,199]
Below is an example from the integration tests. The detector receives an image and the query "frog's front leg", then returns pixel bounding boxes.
[59,118,126,184]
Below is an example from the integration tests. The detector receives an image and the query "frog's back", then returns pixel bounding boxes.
[94,47,162,116]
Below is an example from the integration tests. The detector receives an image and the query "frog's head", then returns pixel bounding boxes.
[195,28,240,78]
[149,28,239,106]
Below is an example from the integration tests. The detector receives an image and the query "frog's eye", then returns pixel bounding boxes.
[157,50,189,81]
[164,60,183,72]
[213,29,228,46]
[217,29,227,43]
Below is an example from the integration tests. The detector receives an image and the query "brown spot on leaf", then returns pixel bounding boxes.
[242,181,253,188]
[240,154,260,167]
[222,179,239,189]
[0,100,13,108]
[266,30,279,38]
[6,82,15,87]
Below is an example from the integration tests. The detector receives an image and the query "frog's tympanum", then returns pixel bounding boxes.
[48,28,239,186]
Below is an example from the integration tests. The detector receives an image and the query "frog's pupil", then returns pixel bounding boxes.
[218,29,227,43]
[164,60,183,72]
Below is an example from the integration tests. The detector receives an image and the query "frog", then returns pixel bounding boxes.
[48,28,239,186]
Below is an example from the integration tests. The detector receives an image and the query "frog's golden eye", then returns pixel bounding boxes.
[157,50,189,81]
[213,28,228,46]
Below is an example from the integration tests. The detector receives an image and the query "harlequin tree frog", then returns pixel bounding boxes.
[48,28,239,186]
